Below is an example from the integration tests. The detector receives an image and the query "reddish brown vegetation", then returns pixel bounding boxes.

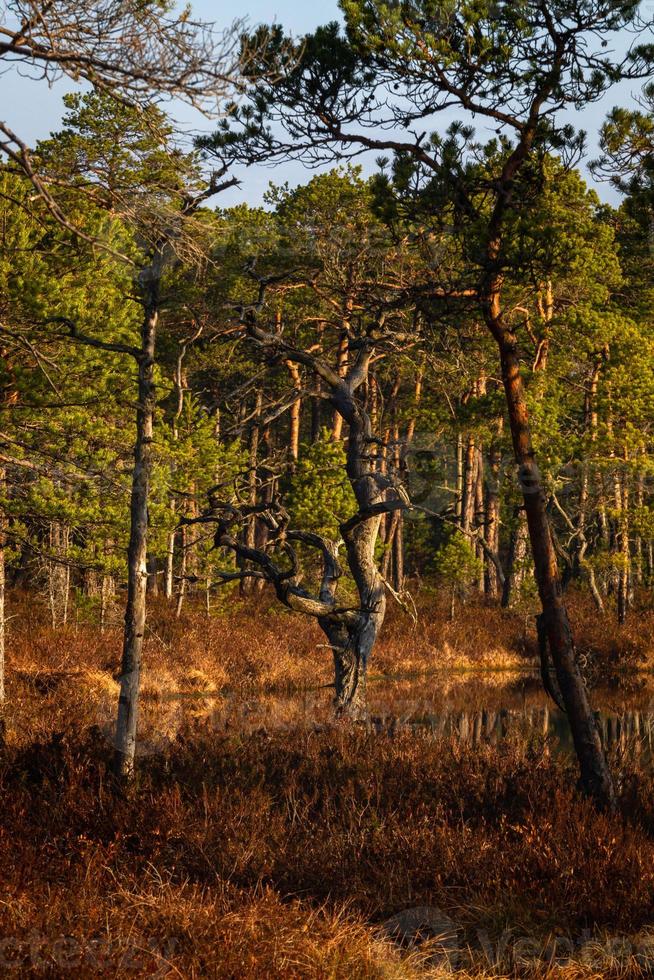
[8,586,653,709]
[3,593,654,976]
[3,725,654,977]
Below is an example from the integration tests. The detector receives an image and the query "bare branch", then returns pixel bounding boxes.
[44,316,141,359]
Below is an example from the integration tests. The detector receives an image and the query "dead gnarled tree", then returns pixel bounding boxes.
[189,297,412,717]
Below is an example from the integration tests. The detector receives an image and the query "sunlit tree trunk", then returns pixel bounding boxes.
[146,555,159,596]
[286,359,302,463]
[577,355,604,611]
[634,469,644,589]
[502,508,529,608]
[240,391,262,597]
[175,526,187,619]
[113,272,158,779]
[485,439,502,598]
[333,405,387,717]
[460,434,477,535]
[474,445,485,591]
[331,301,351,440]
[455,432,464,524]
[614,454,630,627]
[47,520,70,628]
[164,531,175,600]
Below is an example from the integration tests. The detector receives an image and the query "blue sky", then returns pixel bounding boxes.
[1,0,650,206]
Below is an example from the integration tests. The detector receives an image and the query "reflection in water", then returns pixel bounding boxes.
[364,674,654,763]
[128,671,654,766]
[388,703,654,762]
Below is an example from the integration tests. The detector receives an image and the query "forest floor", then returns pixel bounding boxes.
[2,591,654,977]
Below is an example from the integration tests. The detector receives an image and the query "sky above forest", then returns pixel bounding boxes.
[2,0,651,207]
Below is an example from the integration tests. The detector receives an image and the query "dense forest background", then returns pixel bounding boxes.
[2,82,653,681]
[3,126,654,618]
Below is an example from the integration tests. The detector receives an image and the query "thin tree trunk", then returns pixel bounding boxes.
[615,457,630,626]
[332,322,350,441]
[393,513,404,592]
[184,483,200,588]
[405,364,424,447]
[634,469,644,588]
[175,526,187,619]
[253,449,275,593]
[533,279,553,372]
[48,521,70,627]
[146,555,159,596]
[311,324,325,442]
[455,432,464,525]
[286,359,302,463]
[461,435,477,534]
[485,440,502,598]
[240,391,262,596]
[502,508,529,608]
[577,356,604,611]
[474,445,485,590]
[367,373,380,466]
[100,572,114,634]
[164,327,200,602]
[164,531,175,600]
[493,325,614,807]
[113,278,158,780]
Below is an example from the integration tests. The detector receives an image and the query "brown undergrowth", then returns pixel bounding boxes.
[7,585,653,709]
[2,725,654,976]
[3,589,654,977]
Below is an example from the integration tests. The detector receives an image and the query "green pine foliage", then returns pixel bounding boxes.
[286,431,357,540]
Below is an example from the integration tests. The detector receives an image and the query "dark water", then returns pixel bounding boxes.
[128,670,654,765]
[381,698,654,759]
[364,672,654,761]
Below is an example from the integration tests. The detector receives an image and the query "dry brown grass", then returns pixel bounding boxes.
[3,588,654,977]
[2,722,654,977]
[7,585,652,712]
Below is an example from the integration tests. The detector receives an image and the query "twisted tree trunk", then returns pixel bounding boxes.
[329,398,387,717]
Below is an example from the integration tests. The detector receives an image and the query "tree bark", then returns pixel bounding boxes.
[240,391,262,597]
[460,435,477,534]
[577,355,604,611]
[100,572,114,634]
[494,327,614,806]
[48,520,70,627]
[502,508,529,608]
[331,324,350,441]
[322,397,387,717]
[485,441,502,598]
[164,531,175,600]
[634,469,644,588]
[474,445,485,590]
[113,279,157,779]
[285,359,302,463]
[175,526,187,618]
[146,555,159,596]
[455,432,464,525]
[615,457,630,626]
